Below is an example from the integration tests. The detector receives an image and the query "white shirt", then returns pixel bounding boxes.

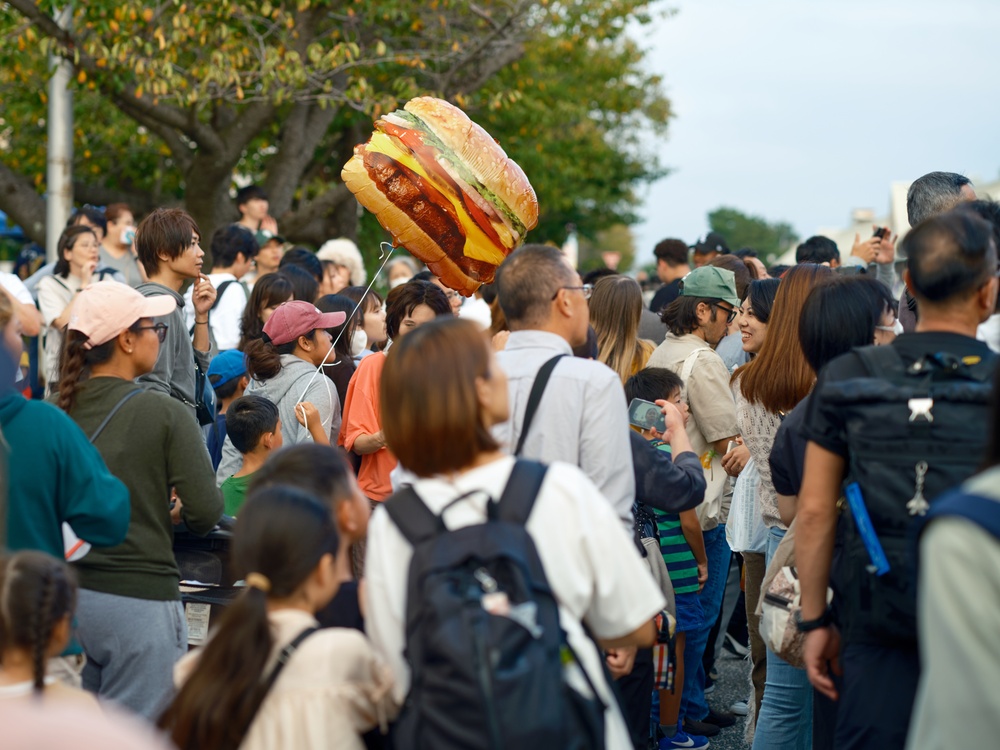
[493,330,635,530]
[182,272,247,351]
[364,456,665,750]
[0,272,33,305]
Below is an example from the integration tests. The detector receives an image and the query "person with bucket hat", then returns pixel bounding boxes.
[215,300,346,483]
[646,265,741,740]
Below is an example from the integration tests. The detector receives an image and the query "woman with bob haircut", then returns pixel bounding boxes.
[364,317,665,750]
[338,280,451,504]
[725,262,832,749]
[589,275,655,384]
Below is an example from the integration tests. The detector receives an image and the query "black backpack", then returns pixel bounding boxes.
[384,460,606,750]
[822,344,997,645]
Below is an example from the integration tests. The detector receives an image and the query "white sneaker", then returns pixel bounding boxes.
[728,700,748,717]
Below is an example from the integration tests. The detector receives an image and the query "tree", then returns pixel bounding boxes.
[577,223,637,273]
[707,206,798,264]
[0,0,672,267]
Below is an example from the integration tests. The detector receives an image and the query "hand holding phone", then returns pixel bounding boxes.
[628,398,667,434]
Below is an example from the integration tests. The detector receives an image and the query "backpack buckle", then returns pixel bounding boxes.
[908,398,934,423]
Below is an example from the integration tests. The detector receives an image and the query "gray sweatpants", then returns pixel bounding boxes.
[76,588,187,720]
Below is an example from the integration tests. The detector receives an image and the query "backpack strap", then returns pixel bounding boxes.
[211,280,237,312]
[494,460,548,525]
[923,492,1000,541]
[88,388,142,443]
[513,355,565,457]
[384,487,442,546]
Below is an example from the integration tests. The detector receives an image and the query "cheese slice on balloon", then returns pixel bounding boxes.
[363,131,507,268]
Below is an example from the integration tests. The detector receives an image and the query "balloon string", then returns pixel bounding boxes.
[295,243,397,433]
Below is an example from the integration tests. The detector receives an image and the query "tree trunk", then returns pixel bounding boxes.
[0,161,48,245]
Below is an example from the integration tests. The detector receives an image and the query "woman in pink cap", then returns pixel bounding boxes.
[55,281,224,719]
[215,300,346,482]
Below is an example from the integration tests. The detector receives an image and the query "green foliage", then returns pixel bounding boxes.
[707,206,799,265]
[0,0,674,262]
[577,224,637,273]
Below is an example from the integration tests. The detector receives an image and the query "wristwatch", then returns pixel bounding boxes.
[795,607,834,633]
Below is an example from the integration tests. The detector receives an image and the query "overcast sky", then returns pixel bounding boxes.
[630,0,1000,263]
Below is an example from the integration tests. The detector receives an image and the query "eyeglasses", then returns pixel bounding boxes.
[135,323,168,343]
[712,303,738,324]
[551,284,594,301]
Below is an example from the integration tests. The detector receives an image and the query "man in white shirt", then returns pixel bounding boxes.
[493,244,635,530]
[183,225,257,350]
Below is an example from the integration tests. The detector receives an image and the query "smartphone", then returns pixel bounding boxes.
[628,398,667,433]
[872,226,888,240]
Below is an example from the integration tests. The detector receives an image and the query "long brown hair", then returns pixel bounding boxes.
[381,317,500,476]
[0,551,77,693]
[736,263,832,413]
[589,275,653,383]
[159,486,339,750]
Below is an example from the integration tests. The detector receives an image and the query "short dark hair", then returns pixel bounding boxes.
[768,264,790,278]
[907,171,973,226]
[225,395,280,454]
[211,225,259,269]
[654,239,690,266]
[384,280,451,340]
[279,247,323,282]
[624,367,684,404]
[661,295,708,335]
[582,267,617,286]
[236,185,268,209]
[68,206,107,235]
[210,374,244,401]
[903,209,997,304]
[410,270,434,283]
[278,264,319,303]
[53,225,98,278]
[250,443,355,509]
[734,247,758,259]
[796,236,840,265]
[798,275,884,373]
[135,208,200,277]
[745,278,781,324]
[496,244,576,327]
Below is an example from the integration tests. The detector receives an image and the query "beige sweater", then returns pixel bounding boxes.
[732,375,784,529]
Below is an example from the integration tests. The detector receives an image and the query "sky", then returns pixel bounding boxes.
[629,0,1000,264]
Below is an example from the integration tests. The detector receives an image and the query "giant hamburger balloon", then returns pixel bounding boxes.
[342,97,539,296]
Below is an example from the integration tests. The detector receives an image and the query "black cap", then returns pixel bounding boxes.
[692,231,729,255]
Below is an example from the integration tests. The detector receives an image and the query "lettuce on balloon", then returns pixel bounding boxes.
[342,97,539,296]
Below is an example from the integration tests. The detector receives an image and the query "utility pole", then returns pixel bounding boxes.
[45,6,73,263]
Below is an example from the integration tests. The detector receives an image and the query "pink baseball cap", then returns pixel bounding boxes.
[262,300,347,346]
[68,281,176,349]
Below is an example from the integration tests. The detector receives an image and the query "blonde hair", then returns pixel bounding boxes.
[590,275,653,383]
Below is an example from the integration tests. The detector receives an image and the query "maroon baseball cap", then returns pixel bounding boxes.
[262,300,346,345]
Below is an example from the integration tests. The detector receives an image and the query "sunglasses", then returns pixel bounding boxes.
[135,322,168,343]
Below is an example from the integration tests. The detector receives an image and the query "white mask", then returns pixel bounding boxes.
[121,226,136,246]
[350,328,368,357]
[389,276,410,289]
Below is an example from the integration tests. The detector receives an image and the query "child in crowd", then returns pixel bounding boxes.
[206,349,249,471]
[220,395,283,517]
[0,551,98,709]
[625,368,709,750]
[159,485,396,750]
[251,443,372,631]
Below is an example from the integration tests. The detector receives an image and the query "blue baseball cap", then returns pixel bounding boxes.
[207,349,247,389]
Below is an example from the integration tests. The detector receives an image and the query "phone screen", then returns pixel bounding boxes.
[627,398,667,433]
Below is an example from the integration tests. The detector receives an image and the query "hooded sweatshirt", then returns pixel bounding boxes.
[0,391,130,558]
[216,354,341,485]
[135,281,214,421]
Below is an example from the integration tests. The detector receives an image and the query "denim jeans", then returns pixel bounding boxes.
[680,524,731,722]
[751,527,813,750]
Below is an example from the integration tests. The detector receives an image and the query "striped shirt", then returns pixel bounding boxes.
[651,442,700,594]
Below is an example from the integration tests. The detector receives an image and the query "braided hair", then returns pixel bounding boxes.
[57,325,139,413]
[0,552,77,693]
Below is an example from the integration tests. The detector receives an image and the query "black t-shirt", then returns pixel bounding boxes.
[315,580,364,631]
[804,332,995,458]
[769,396,810,497]
[649,279,681,314]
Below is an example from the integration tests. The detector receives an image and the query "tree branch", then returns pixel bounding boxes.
[72,181,163,216]
[264,102,340,217]
[279,183,353,237]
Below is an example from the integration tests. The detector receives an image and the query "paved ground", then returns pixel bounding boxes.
[702,647,753,750]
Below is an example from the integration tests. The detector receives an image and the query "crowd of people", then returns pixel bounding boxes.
[1,171,999,750]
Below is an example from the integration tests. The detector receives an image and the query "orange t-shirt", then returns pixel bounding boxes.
[338,352,396,501]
